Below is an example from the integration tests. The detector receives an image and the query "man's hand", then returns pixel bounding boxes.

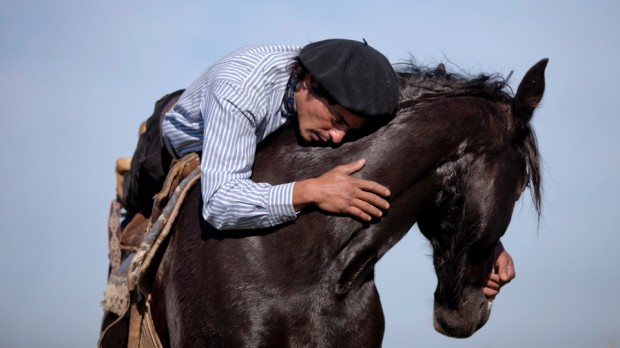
[293,159,390,221]
[484,241,516,300]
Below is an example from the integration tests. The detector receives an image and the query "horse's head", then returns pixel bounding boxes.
[413,59,548,338]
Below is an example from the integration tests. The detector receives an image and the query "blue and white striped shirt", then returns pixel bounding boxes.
[162,44,301,230]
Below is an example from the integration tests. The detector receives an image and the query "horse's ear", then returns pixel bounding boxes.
[513,58,548,123]
[436,63,446,76]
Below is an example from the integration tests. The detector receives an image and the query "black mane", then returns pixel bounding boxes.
[396,61,513,106]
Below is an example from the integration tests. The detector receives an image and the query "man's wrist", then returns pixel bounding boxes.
[292,179,316,211]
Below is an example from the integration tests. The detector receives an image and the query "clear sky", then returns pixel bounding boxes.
[1,1,619,347]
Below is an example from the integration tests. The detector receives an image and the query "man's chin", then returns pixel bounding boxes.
[295,128,314,146]
[299,131,312,144]
[297,128,332,147]
[299,129,318,143]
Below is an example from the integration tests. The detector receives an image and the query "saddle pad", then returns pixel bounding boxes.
[128,164,201,296]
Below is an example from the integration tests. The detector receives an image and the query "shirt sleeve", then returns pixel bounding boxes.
[200,81,297,230]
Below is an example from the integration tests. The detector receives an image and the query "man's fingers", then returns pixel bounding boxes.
[342,194,388,221]
[354,178,391,197]
[495,246,516,282]
[485,274,501,290]
[338,159,366,175]
[484,287,498,299]
[501,261,515,282]
[351,198,384,218]
[333,160,391,197]
[346,206,372,222]
[484,273,501,299]
[356,191,390,211]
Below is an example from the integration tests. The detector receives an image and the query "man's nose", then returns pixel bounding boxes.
[329,128,346,144]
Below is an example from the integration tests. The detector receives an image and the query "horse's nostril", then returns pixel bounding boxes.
[479,299,492,313]
[478,299,493,319]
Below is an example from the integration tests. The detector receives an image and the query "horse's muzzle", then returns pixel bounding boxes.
[432,295,492,338]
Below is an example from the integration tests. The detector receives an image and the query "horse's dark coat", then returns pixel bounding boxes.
[134,59,546,347]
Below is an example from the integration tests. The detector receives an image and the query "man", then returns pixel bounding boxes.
[162,39,396,231]
[125,38,514,297]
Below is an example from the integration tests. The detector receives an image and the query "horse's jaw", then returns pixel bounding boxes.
[432,290,492,338]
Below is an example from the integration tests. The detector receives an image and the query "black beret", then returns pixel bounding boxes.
[299,39,399,119]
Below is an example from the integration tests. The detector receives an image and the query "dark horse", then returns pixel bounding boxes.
[126,59,546,347]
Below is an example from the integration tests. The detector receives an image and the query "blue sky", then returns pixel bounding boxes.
[1,1,619,347]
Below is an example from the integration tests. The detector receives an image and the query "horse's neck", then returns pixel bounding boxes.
[250,101,483,283]
[327,98,497,280]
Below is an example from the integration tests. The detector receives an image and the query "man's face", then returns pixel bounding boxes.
[295,76,368,145]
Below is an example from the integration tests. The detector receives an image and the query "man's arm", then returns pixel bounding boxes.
[199,81,299,230]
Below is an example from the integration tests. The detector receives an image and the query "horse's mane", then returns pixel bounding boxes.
[395,61,542,220]
[395,60,513,104]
